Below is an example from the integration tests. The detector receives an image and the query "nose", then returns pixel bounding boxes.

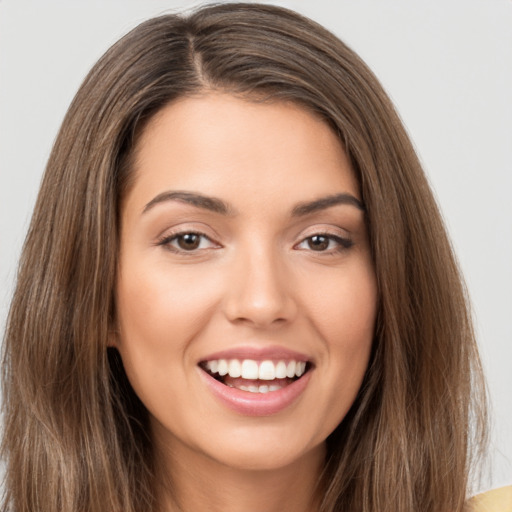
[222,245,297,328]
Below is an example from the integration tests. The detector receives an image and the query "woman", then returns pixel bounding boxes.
[1,3,495,512]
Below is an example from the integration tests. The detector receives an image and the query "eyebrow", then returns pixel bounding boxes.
[142,191,234,215]
[142,190,364,217]
[291,193,365,216]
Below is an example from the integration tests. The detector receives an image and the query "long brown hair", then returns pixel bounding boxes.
[1,4,487,511]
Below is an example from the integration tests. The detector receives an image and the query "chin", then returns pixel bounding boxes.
[191,423,326,473]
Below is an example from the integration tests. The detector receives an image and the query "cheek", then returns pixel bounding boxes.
[117,259,220,340]
[302,261,377,406]
[114,260,222,392]
[304,259,377,345]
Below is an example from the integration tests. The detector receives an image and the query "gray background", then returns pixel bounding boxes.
[1,0,511,490]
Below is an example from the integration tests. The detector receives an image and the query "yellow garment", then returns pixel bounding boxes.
[466,486,512,512]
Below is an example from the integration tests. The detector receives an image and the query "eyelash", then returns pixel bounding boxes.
[156,231,218,253]
[157,230,353,255]
[295,233,354,254]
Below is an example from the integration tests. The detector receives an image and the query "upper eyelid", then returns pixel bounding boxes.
[296,224,351,239]
[155,222,220,242]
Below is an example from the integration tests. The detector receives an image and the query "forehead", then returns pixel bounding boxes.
[126,93,359,214]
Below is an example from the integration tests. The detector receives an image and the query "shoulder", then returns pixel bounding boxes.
[465,486,512,512]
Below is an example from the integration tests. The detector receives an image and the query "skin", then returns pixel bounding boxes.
[114,93,377,512]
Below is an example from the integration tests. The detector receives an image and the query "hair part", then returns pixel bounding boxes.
[2,4,487,512]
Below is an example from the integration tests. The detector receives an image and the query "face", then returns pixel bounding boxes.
[114,93,377,473]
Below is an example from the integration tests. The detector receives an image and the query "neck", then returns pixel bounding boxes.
[155,440,326,512]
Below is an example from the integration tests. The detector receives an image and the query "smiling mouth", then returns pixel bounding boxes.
[199,358,312,394]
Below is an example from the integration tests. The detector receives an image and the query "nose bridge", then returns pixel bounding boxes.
[223,238,295,327]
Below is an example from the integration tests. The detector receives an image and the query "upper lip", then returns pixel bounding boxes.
[198,345,312,364]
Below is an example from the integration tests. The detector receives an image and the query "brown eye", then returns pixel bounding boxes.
[157,231,218,253]
[295,233,354,253]
[176,233,201,250]
[307,235,329,251]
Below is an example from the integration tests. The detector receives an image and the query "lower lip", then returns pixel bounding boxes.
[199,368,312,416]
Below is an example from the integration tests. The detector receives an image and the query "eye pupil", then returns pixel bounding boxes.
[308,235,329,251]
[178,233,200,250]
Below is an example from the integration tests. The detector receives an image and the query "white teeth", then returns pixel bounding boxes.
[228,359,241,378]
[258,360,275,380]
[239,384,279,393]
[286,361,296,378]
[217,359,228,376]
[204,358,309,382]
[241,360,259,379]
[295,361,306,377]
[206,360,218,373]
[275,361,287,379]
